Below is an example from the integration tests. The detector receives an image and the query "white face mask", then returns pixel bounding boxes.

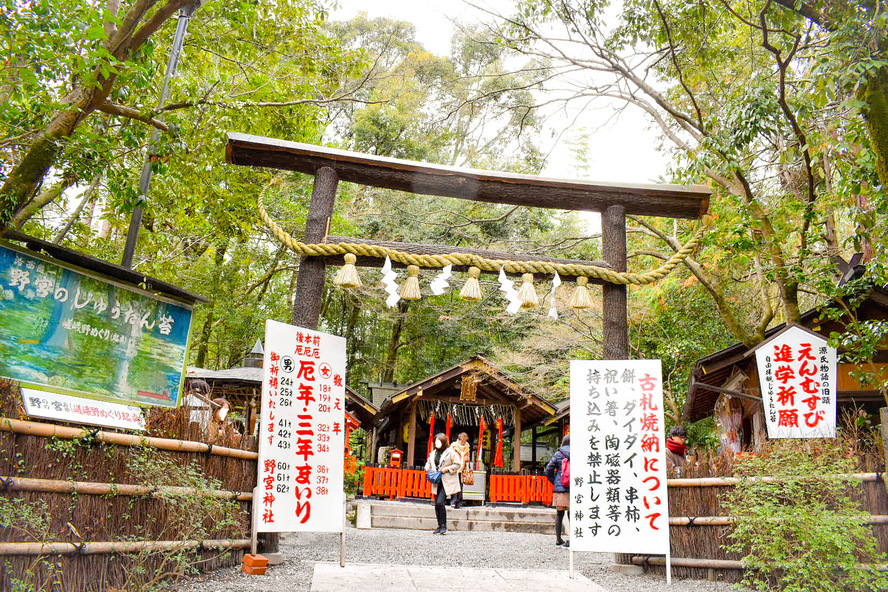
[216,407,228,421]
[435,440,442,449]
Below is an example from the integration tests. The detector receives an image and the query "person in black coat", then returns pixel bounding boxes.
[544,434,571,547]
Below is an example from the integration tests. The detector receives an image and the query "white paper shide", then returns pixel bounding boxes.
[569,360,670,555]
[256,320,346,533]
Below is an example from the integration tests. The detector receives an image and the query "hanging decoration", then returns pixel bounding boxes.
[430,263,452,296]
[497,267,521,315]
[333,253,362,289]
[569,276,593,309]
[380,256,401,307]
[427,412,436,456]
[516,273,539,309]
[477,417,486,462]
[400,265,422,300]
[459,374,479,402]
[547,270,561,319]
[445,413,452,442]
[459,266,482,301]
[494,418,504,468]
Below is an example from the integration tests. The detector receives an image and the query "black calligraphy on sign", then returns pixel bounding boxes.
[570,360,670,554]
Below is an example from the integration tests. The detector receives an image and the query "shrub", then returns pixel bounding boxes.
[723,440,888,592]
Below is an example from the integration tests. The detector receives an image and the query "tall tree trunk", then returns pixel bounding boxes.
[194,241,228,368]
[860,66,888,187]
[382,300,409,383]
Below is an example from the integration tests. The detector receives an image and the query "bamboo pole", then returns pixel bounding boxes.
[668,515,888,526]
[666,473,880,487]
[0,417,258,460]
[631,556,743,570]
[0,476,252,501]
[0,539,250,556]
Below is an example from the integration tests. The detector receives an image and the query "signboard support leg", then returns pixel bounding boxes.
[666,553,672,585]
[340,497,346,567]
[569,548,575,579]
[250,486,260,556]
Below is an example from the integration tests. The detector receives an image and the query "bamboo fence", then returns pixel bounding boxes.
[0,381,259,591]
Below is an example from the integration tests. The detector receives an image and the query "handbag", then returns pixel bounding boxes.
[426,469,443,484]
[462,465,475,485]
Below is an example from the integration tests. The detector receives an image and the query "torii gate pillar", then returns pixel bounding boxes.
[602,205,628,359]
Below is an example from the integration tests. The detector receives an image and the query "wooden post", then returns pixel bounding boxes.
[406,402,417,468]
[291,166,338,329]
[602,204,634,569]
[513,406,522,472]
[602,204,628,360]
[531,425,538,469]
[880,408,888,494]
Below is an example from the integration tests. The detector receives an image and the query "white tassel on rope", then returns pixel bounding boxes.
[429,264,452,296]
[547,271,561,319]
[497,267,521,315]
[381,256,401,307]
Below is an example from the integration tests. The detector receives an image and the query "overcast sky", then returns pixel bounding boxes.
[331,0,670,186]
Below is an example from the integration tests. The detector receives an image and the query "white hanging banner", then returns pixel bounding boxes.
[754,325,837,439]
[569,359,670,555]
[256,319,346,533]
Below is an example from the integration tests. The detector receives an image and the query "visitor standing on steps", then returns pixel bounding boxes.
[450,432,471,509]
[545,434,571,548]
[424,433,463,535]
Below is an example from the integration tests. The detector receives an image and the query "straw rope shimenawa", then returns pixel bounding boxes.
[256,180,709,286]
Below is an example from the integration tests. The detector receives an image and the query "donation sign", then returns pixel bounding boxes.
[0,244,193,409]
[569,360,670,555]
[755,325,837,439]
[256,319,346,533]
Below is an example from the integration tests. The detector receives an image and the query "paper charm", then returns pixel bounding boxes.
[498,267,521,315]
[547,271,561,320]
[429,264,453,296]
[381,256,401,307]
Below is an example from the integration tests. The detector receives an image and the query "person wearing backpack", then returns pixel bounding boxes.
[424,433,463,535]
[544,434,571,547]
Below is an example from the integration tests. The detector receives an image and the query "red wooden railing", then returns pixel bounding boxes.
[489,473,552,505]
[362,468,553,505]
[362,467,433,500]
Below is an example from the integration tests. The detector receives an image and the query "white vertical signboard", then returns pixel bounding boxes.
[755,325,837,439]
[256,319,346,533]
[570,360,670,555]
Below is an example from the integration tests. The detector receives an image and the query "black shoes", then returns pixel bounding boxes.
[555,539,565,546]
[433,526,442,534]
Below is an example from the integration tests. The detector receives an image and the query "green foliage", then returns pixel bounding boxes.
[0,497,62,591]
[723,441,888,592]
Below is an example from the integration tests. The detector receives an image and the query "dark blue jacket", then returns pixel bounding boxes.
[545,445,570,493]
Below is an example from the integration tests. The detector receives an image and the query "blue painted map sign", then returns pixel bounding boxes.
[0,243,193,408]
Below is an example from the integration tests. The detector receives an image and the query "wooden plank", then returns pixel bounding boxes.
[227,133,710,219]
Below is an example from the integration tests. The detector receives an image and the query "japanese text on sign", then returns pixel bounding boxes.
[755,326,837,439]
[256,320,346,533]
[569,360,670,555]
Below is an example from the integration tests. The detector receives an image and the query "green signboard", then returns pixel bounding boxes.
[0,243,193,407]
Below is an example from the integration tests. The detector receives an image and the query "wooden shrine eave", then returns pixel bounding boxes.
[324,235,609,282]
[226,133,711,219]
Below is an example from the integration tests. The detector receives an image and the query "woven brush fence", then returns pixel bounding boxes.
[0,381,257,591]
[653,443,888,583]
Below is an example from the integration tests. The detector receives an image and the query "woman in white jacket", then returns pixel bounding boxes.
[424,433,463,534]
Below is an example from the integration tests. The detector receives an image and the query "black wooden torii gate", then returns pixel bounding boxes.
[225,131,710,362]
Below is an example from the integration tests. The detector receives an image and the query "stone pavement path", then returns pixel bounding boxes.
[178,526,739,592]
[309,563,608,592]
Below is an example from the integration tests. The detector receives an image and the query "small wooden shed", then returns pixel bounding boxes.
[684,288,888,451]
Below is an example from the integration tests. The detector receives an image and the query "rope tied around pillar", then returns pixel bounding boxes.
[257,179,708,286]
[0,475,13,492]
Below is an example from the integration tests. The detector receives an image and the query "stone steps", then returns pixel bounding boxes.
[358,500,557,535]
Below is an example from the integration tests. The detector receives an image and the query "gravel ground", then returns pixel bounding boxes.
[177,525,742,592]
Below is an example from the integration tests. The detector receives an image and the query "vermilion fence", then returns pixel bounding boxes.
[362,467,553,506]
[362,467,433,499]
[489,474,553,505]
